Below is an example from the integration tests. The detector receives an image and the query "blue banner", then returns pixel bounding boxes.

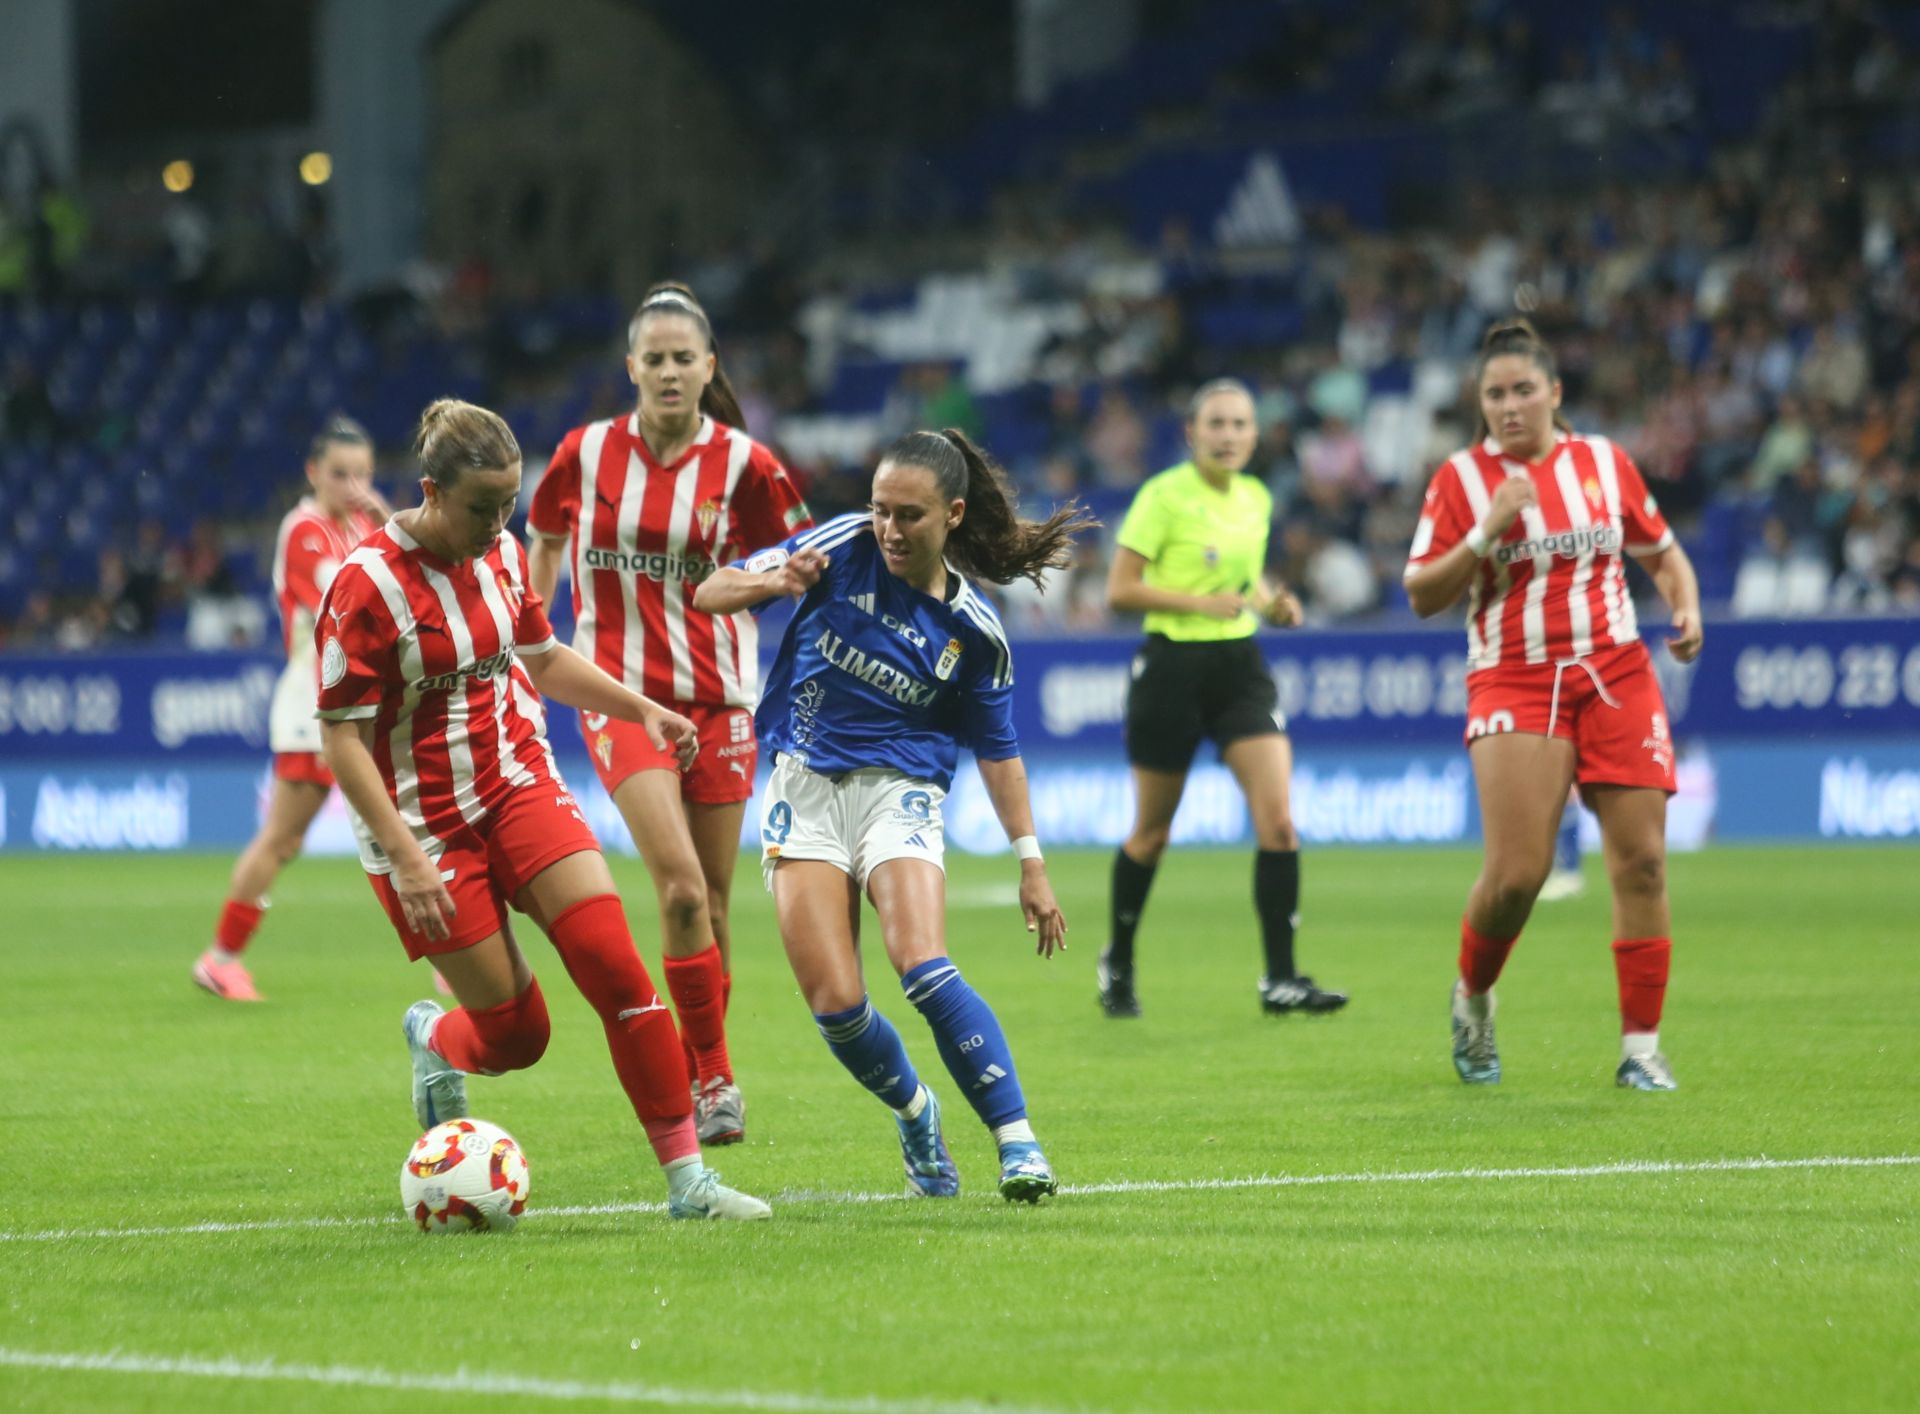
[4,617,1919,764]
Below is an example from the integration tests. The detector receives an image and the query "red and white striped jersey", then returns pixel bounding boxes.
[529,414,810,708]
[272,497,382,659]
[314,521,565,874]
[1406,432,1674,671]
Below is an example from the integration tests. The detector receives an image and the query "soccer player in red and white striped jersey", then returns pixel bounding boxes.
[528,283,812,1145]
[317,398,769,1220]
[1406,319,1704,1093]
[193,416,387,1002]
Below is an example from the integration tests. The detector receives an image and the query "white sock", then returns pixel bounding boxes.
[992,1119,1036,1148]
[1458,986,1493,1021]
[662,1154,704,1198]
[892,1084,928,1122]
[210,946,243,965]
[1622,1030,1659,1060]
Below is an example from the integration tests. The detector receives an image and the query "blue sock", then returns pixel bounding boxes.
[813,997,920,1110]
[1555,800,1581,873]
[901,958,1028,1129]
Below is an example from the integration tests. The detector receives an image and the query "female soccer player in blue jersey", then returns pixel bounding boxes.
[695,430,1093,1201]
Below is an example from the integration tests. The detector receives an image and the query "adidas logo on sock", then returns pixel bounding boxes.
[973,1063,1007,1089]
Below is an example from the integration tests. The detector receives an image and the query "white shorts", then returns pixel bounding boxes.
[269,653,321,754]
[759,756,945,891]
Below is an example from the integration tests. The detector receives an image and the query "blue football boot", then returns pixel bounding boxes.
[896,1086,960,1197]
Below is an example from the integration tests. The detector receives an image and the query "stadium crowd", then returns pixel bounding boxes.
[3,0,1918,649]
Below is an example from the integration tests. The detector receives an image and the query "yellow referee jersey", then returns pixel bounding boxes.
[1114,461,1272,641]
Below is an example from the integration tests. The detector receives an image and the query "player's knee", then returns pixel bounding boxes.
[1609,846,1665,899]
[1127,826,1172,865]
[1484,860,1550,917]
[658,874,706,936]
[266,830,305,866]
[706,896,731,950]
[804,976,864,1017]
[1252,814,1298,851]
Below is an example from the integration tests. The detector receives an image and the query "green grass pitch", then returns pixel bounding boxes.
[3,845,1916,1412]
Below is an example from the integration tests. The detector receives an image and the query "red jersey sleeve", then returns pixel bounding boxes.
[727,444,812,559]
[505,540,557,653]
[315,567,393,720]
[1610,444,1675,555]
[283,523,340,613]
[1404,459,1476,577]
[528,427,585,540]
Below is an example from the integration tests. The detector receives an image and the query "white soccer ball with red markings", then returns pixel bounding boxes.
[400,1118,530,1234]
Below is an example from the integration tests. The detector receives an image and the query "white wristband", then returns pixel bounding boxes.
[1011,835,1043,862]
[1463,523,1492,558]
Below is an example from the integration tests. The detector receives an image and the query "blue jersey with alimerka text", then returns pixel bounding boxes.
[737,512,1018,790]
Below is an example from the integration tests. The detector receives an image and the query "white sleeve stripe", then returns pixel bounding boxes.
[1627,530,1676,555]
[1451,451,1491,521]
[316,704,379,720]
[954,599,1013,687]
[796,512,871,550]
[517,635,558,655]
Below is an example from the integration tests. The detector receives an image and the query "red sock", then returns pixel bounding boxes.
[547,894,693,1123]
[722,968,732,1016]
[642,1114,700,1167]
[428,978,551,1075]
[1612,936,1671,1033]
[664,945,732,1087]
[214,900,266,955]
[1459,915,1519,995]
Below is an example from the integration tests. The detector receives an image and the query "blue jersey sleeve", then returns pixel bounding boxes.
[728,511,868,612]
[956,608,1018,761]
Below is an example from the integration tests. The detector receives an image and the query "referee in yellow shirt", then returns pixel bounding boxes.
[1098,378,1347,1019]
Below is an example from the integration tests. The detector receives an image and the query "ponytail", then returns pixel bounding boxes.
[308,412,370,463]
[1474,317,1572,440]
[413,398,520,489]
[629,281,749,431]
[880,429,1099,589]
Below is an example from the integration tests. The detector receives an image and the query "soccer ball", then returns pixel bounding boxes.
[400,1118,530,1234]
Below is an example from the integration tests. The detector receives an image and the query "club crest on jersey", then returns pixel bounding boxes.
[935,637,963,681]
[496,570,522,616]
[1204,545,1220,568]
[594,732,615,771]
[1584,476,1603,509]
[695,499,721,539]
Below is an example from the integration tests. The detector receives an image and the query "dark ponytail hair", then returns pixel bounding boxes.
[628,281,749,431]
[880,429,1099,589]
[307,413,370,462]
[413,398,521,490]
[1475,318,1572,439]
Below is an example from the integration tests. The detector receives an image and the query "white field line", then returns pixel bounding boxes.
[0,1348,1066,1414]
[2,1153,1913,1246]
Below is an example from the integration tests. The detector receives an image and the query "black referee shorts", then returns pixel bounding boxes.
[1124,634,1287,774]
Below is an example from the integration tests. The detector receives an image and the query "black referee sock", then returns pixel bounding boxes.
[1255,849,1301,982]
[1106,848,1158,977]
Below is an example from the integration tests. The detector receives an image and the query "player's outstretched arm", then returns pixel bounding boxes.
[975,754,1066,958]
[320,717,458,941]
[520,644,697,765]
[694,546,830,615]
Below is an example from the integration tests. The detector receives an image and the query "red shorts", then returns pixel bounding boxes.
[369,782,603,960]
[273,751,336,788]
[1464,640,1676,793]
[576,703,758,805]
